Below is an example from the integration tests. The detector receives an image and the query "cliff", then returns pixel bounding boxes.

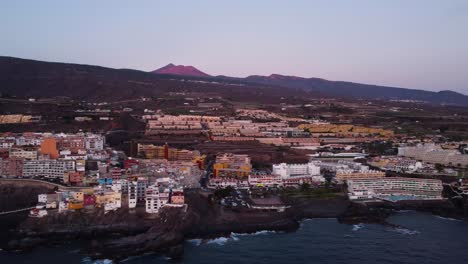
[3,188,468,261]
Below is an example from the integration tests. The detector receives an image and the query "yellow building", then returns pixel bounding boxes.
[192,155,206,169]
[298,124,393,137]
[137,143,205,164]
[95,191,122,207]
[68,200,84,210]
[213,153,252,178]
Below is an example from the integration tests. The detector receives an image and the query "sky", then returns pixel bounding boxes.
[1,0,468,93]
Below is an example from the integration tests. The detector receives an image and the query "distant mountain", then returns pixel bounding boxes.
[152,63,210,77]
[0,56,467,106]
[0,56,304,102]
[241,74,468,106]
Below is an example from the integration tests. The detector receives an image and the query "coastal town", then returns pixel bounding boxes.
[2,2,468,263]
[1,72,468,262]
[1,108,468,223]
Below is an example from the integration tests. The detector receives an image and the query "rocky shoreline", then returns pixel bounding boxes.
[2,190,467,262]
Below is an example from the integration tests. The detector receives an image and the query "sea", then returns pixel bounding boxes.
[1,211,468,264]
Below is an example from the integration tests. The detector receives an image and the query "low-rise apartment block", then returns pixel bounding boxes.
[23,159,76,178]
[347,177,443,201]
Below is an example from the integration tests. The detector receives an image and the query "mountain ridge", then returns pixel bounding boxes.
[0,56,467,106]
[151,63,210,77]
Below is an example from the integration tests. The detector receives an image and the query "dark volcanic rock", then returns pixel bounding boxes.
[337,202,392,225]
[6,188,468,261]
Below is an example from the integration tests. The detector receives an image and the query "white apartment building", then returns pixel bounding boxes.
[145,185,165,214]
[23,159,75,178]
[128,178,148,208]
[347,177,443,201]
[272,162,321,179]
[85,135,105,151]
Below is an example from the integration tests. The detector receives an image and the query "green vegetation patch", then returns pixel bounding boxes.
[281,184,339,199]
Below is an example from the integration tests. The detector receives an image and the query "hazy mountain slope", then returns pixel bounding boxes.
[0,56,309,103]
[242,74,468,105]
[0,56,467,106]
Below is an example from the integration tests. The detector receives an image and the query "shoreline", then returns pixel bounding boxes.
[2,208,461,263]
[3,192,466,262]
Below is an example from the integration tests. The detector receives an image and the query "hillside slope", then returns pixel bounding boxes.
[242,74,468,106]
[0,56,310,102]
[0,56,467,106]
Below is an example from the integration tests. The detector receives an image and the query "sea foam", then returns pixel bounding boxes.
[231,230,278,237]
[205,237,230,245]
[352,223,364,231]
[199,230,278,246]
[390,227,420,235]
[435,215,460,221]
[187,239,203,246]
[81,257,114,264]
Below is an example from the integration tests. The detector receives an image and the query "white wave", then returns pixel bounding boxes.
[352,223,364,231]
[390,227,420,235]
[435,215,460,221]
[187,239,202,246]
[81,257,92,263]
[195,230,281,246]
[231,230,277,237]
[205,237,230,245]
[81,258,114,264]
[197,230,279,246]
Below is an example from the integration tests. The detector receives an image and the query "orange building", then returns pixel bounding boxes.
[41,138,59,159]
[68,200,84,210]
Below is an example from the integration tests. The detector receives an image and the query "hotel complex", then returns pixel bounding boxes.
[347,177,443,201]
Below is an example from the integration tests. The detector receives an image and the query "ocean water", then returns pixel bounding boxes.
[1,211,468,264]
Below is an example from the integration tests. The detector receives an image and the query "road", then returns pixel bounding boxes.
[0,207,35,215]
[0,178,89,191]
[199,160,214,189]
